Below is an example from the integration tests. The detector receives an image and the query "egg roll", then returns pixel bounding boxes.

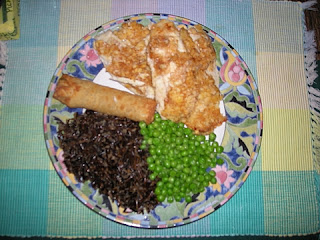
[53,74,157,124]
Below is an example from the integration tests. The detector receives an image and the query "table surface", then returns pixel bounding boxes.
[286,0,320,60]
[0,0,319,239]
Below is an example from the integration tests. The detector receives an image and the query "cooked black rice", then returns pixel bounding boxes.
[57,110,158,213]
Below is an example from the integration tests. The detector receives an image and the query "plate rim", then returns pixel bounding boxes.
[43,12,263,229]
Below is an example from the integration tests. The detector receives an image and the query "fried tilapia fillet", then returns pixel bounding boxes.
[148,20,226,134]
[94,21,154,98]
[147,20,198,123]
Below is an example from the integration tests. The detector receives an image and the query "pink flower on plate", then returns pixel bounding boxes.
[213,164,236,189]
[79,43,101,67]
[228,59,245,83]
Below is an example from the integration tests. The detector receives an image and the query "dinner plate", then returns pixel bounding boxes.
[43,13,263,228]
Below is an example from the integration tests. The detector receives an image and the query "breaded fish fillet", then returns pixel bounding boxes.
[180,25,226,134]
[148,20,226,134]
[94,22,154,98]
[147,20,198,123]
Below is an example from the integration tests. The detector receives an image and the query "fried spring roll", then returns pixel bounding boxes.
[53,74,157,124]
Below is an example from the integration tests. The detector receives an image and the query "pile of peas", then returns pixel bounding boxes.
[139,113,224,203]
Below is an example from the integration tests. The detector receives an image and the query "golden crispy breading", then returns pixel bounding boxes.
[185,71,226,134]
[147,20,198,122]
[160,53,198,123]
[180,25,226,134]
[148,20,182,77]
[187,25,217,70]
[114,21,149,46]
[147,20,225,134]
[94,22,154,98]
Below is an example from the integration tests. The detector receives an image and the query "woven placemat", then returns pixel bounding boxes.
[0,41,7,106]
[0,0,319,238]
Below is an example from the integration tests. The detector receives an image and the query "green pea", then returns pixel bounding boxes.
[155,147,163,155]
[174,194,182,201]
[168,177,175,183]
[205,149,212,156]
[172,186,180,193]
[165,127,173,134]
[175,137,183,145]
[191,171,198,179]
[210,162,217,168]
[191,165,198,172]
[148,163,156,171]
[139,121,147,128]
[155,187,162,195]
[185,195,192,203]
[161,188,167,196]
[202,180,210,188]
[175,130,183,137]
[149,173,157,180]
[169,142,176,149]
[140,128,148,136]
[181,150,188,157]
[167,189,173,196]
[209,133,216,141]
[164,136,171,143]
[196,135,205,142]
[152,138,160,146]
[198,174,205,182]
[184,128,192,136]
[157,194,165,202]
[183,167,191,174]
[167,196,174,203]
[155,165,163,173]
[204,174,211,182]
[170,160,178,168]
[177,145,185,152]
[180,172,187,180]
[217,158,224,165]
[169,170,177,177]
[200,143,206,150]
[210,177,217,184]
[189,159,197,166]
[164,160,171,169]
[166,182,174,189]
[186,176,192,183]
[210,152,217,159]
[149,147,156,155]
[153,132,162,140]
[217,146,224,153]
[180,185,186,193]
[176,163,184,170]
[190,183,197,192]
[212,141,219,148]
[140,144,147,150]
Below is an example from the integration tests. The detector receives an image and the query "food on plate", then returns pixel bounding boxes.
[53,19,228,213]
[53,74,157,124]
[57,110,159,213]
[179,25,226,133]
[147,20,198,124]
[94,21,154,98]
[94,20,226,135]
[148,20,226,134]
[139,113,224,203]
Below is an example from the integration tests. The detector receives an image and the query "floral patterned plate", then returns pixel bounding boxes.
[43,13,263,228]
